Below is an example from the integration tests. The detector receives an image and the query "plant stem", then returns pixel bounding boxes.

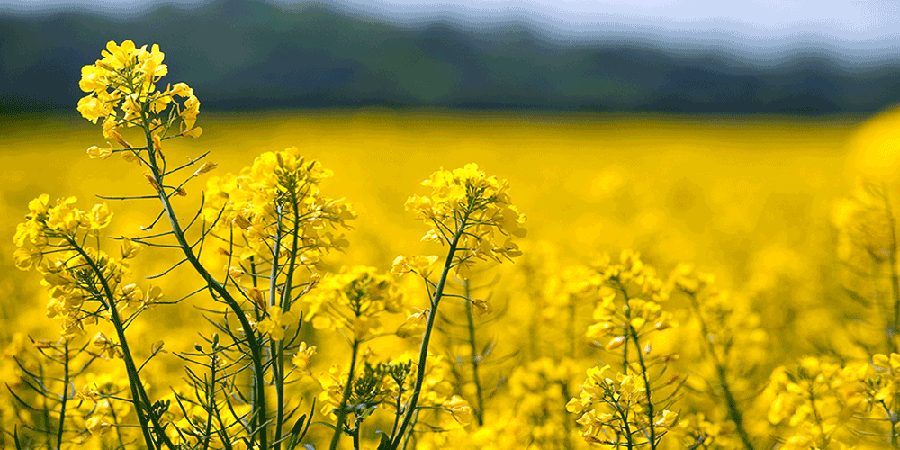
[329,339,361,450]
[270,204,285,450]
[143,127,268,450]
[687,293,755,450]
[275,190,304,450]
[620,286,656,450]
[389,224,465,449]
[55,342,68,450]
[69,240,164,450]
[200,354,216,450]
[463,280,484,427]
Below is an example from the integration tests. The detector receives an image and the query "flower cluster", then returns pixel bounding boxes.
[14,194,112,270]
[405,164,526,278]
[669,264,770,449]
[77,39,201,149]
[504,357,583,449]
[568,250,681,447]
[765,356,870,447]
[78,372,132,437]
[13,195,155,338]
[317,353,465,427]
[566,364,679,446]
[302,266,402,341]
[584,250,675,350]
[203,147,354,270]
[256,306,298,341]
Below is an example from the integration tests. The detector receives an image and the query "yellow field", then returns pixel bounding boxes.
[0,109,868,270]
[6,107,900,449]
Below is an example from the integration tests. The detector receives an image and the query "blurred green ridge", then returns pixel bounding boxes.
[2,0,899,114]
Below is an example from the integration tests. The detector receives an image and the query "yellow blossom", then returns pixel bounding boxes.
[256,306,298,341]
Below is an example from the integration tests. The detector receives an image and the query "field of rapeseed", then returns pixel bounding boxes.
[3,40,900,449]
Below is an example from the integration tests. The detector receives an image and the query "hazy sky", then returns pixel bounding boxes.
[4,0,900,44]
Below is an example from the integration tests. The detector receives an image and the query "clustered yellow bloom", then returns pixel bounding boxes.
[871,353,900,402]
[77,372,133,437]
[203,147,354,270]
[585,250,675,351]
[567,364,678,446]
[765,356,870,447]
[13,195,154,338]
[566,250,683,446]
[14,194,112,269]
[302,266,402,341]
[317,353,458,428]
[391,255,439,278]
[292,341,317,371]
[91,332,122,360]
[255,306,298,341]
[405,164,526,279]
[497,357,584,449]
[77,39,202,150]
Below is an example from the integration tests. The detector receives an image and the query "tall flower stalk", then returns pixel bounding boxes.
[389,164,526,448]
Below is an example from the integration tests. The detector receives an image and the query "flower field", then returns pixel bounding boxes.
[3,40,900,449]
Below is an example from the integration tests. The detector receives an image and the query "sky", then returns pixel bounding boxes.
[3,0,900,47]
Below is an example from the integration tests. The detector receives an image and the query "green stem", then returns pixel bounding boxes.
[55,342,68,450]
[687,293,755,450]
[352,423,361,450]
[621,287,655,449]
[275,190,304,450]
[389,224,465,449]
[269,204,285,450]
[463,280,484,427]
[143,125,268,450]
[629,324,656,449]
[329,339,361,450]
[882,401,899,448]
[69,241,163,450]
[200,353,216,450]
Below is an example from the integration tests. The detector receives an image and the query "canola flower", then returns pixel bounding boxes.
[567,250,680,448]
[385,163,525,450]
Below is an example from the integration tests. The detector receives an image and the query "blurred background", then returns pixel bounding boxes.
[3,0,900,114]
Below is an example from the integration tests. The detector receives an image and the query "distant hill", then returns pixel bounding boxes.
[2,0,900,114]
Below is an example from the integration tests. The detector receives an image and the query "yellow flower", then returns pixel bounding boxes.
[120,238,141,259]
[84,415,112,436]
[86,146,113,159]
[655,410,678,428]
[256,306,298,341]
[46,196,81,232]
[444,396,474,427]
[76,96,109,123]
[407,164,526,273]
[472,299,493,316]
[391,255,438,277]
[302,266,401,340]
[292,342,317,371]
[13,247,41,271]
[88,202,113,229]
[873,353,900,371]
